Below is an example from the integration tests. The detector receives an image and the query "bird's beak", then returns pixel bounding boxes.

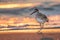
[30,10,37,15]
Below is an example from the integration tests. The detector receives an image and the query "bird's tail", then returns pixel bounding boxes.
[46,18,49,22]
[47,20,49,22]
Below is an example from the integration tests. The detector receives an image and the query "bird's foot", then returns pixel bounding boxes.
[37,31,43,35]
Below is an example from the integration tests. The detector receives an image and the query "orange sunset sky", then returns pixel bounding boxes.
[0,0,60,9]
[0,0,60,27]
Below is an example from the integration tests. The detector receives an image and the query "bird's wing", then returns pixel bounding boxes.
[42,14,49,22]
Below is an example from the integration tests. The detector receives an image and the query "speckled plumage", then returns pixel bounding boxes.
[31,8,49,31]
[35,12,49,23]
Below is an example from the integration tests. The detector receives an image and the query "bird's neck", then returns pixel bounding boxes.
[36,11,40,13]
[36,11,42,14]
[36,11,43,17]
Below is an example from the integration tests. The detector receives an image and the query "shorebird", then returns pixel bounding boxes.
[30,8,49,33]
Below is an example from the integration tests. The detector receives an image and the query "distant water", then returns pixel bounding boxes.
[0,3,60,29]
[0,3,60,16]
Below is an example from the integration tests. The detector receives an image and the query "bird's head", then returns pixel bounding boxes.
[30,8,39,15]
[34,8,39,11]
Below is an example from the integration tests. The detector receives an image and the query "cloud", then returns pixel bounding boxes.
[0,0,60,16]
[0,0,25,3]
[0,0,58,3]
[0,8,22,15]
[0,7,31,16]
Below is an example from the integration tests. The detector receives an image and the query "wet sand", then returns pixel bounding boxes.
[0,29,60,40]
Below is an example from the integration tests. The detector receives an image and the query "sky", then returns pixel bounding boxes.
[0,0,60,27]
[0,0,60,3]
[0,0,60,16]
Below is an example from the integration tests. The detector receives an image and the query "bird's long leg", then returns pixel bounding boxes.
[41,23,44,30]
[37,23,44,34]
[37,23,44,39]
[40,23,44,33]
[40,23,45,38]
